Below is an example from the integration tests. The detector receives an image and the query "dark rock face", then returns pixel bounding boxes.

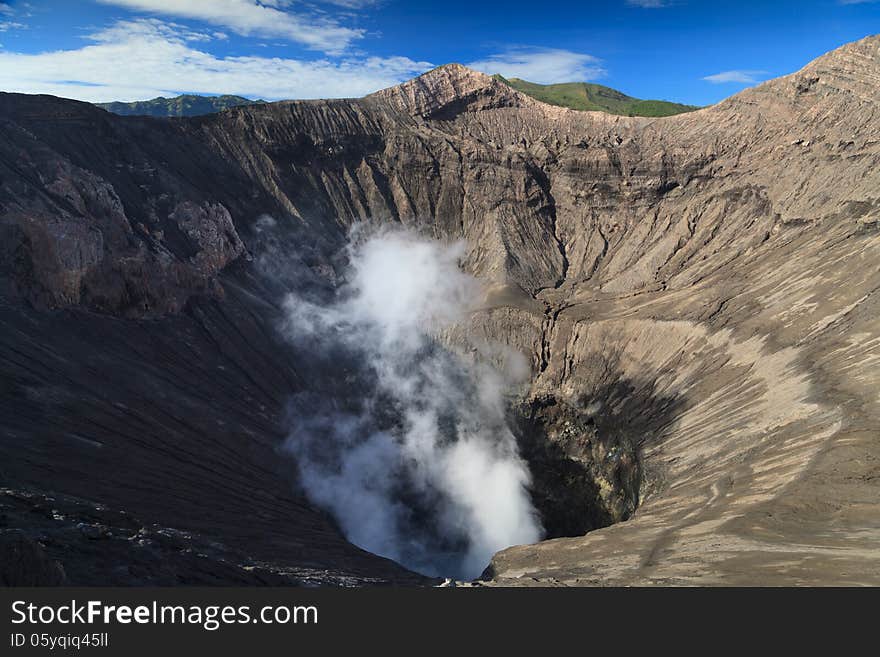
[514,382,671,540]
[0,531,67,586]
[1,37,879,585]
[0,94,258,316]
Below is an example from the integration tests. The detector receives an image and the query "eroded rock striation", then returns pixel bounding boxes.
[1,36,878,585]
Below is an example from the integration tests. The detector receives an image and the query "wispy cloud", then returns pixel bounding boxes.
[702,69,768,84]
[0,19,433,102]
[626,0,668,7]
[96,0,364,54]
[467,48,605,84]
[0,21,24,31]
[838,1,880,5]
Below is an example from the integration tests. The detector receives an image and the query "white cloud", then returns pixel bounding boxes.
[0,0,23,30]
[90,17,213,42]
[0,19,433,102]
[467,48,605,84]
[702,69,768,84]
[96,0,364,54]
[626,0,668,7]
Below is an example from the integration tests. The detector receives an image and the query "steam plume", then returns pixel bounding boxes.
[280,227,542,579]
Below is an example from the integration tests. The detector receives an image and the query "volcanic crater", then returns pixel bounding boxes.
[1,36,879,585]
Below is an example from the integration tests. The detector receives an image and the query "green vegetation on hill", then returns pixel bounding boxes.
[96,94,264,117]
[96,81,697,119]
[494,76,699,117]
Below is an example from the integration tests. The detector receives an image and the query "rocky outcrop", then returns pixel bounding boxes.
[0,94,255,316]
[1,36,879,585]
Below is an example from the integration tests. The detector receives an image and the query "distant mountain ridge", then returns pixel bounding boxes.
[97,81,696,119]
[496,76,699,117]
[97,94,264,117]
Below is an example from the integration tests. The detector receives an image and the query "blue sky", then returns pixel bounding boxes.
[0,0,878,105]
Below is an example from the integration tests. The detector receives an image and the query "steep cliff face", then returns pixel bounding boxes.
[1,37,878,585]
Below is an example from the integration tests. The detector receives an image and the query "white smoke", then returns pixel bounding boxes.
[280,227,542,579]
